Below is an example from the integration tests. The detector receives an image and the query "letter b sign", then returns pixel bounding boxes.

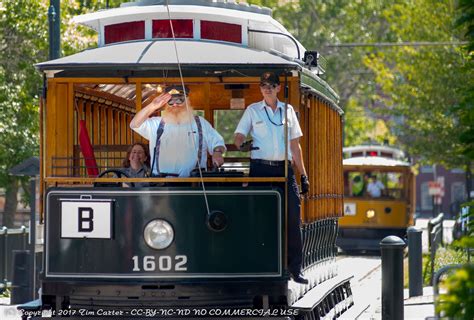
[61,200,112,239]
[78,207,94,232]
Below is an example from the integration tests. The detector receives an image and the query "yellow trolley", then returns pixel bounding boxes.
[337,145,416,251]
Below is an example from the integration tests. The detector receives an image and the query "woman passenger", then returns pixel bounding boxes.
[121,142,150,186]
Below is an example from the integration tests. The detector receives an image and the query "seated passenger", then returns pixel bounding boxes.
[121,142,150,187]
[351,175,365,196]
[367,175,385,198]
[130,85,226,177]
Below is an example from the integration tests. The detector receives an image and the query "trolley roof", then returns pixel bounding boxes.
[343,145,405,159]
[343,145,410,168]
[343,157,411,167]
[36,40,299,73]
[36,0,341,106]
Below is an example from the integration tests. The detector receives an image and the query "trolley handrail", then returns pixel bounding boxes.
[44,176,287,184]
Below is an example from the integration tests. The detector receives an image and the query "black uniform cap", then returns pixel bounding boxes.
[260,72,280,85]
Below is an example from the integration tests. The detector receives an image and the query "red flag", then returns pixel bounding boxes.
[79,120,99,177]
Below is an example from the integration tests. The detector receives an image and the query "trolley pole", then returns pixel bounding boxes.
[407,227,423,297]
[48,0,60,60]
[381,236,406,320]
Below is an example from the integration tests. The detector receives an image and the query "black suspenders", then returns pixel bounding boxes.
[151,116,203,176]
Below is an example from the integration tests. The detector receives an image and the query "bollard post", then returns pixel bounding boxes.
[381,236,407,320]
[1,227,7,286]
[10,250,32,304]
[407,227,423,297]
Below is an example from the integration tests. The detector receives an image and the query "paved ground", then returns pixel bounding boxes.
[404,287,435,319]
[0,296,19,320]
[337,254,382,319]
[337,217,454,319]
[337,253,437,319]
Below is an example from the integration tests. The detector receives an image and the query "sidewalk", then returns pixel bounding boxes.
[0,296,20,320]
[404,287,435,319]
[352,287,435,319]
[0,296,10,304]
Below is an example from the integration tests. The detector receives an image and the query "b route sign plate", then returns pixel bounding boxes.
[60,199,113,239]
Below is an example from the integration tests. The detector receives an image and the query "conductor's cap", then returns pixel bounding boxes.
[165,85,190,96]
[260,72,280,85]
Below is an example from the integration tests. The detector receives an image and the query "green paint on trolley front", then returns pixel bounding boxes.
[45,187,282,279]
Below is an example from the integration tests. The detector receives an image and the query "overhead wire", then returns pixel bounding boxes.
[165,1,212,218]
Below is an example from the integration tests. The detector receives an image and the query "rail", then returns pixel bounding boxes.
[428,213,444,285]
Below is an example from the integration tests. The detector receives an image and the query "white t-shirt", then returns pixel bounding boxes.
[131,116,225,177]
[367,180,385,197]
[234,100,302,161]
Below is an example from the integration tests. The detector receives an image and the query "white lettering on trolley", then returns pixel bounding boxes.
[132,255,188,272]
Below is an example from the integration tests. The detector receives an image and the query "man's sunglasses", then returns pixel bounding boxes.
[167,96,186,105]
[259,83,278,90]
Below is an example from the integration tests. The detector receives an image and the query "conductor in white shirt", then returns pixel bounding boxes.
[367,175,385,198]
[234,71,309,284]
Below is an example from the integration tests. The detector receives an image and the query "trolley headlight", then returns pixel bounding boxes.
[143,219,174,250]
[366,209,376,219]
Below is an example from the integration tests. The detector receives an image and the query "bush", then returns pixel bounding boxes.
[422,247,468,286]
[436,202,473,319]
[436,264,474,319]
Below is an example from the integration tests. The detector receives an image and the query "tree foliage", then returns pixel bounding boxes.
[363,1,472,167]
[455,0,474,161]
[436,202,474,319]
[0,0,48,226]
[249,0,399,145]
[251,0,472,166]
[0,0,112,226]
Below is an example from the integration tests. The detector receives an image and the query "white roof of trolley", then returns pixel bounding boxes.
[343,145,405,159]
[36,40,300,71]
[343,157,410,167]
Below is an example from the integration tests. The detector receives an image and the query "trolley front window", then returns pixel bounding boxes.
[344,170,407,200]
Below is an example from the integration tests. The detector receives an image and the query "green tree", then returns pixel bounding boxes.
[249,0,398,146]
[0,0,48,226]
[363,0,472,168]
[0,0,108,226]
[456,0,474,53]
[252,0,472,164]
[455,0,474,178]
